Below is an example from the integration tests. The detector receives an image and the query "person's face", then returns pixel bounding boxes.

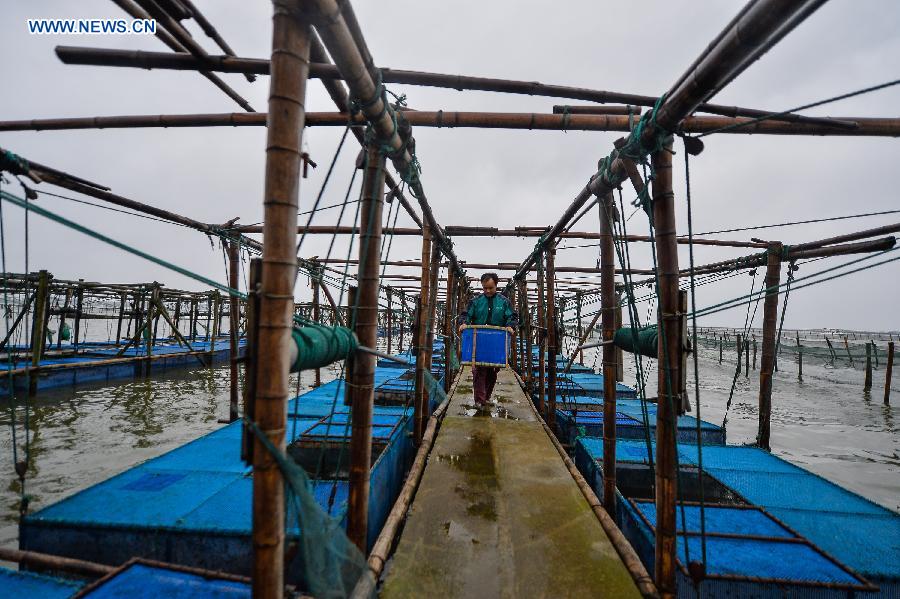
[481,277,497,297]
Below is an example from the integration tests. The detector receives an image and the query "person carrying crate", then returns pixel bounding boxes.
[458,272,519,407]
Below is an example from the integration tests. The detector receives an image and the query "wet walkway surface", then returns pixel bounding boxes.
[381,366,641,598]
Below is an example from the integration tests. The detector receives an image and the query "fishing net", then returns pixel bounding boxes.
[247,418,370,599]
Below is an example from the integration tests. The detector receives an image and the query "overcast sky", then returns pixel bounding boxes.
[1,1,898,331]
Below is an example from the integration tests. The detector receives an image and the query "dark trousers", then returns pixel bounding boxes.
[473,366,499,405]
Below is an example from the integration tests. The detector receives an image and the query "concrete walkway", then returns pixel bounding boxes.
[381,366,642,598]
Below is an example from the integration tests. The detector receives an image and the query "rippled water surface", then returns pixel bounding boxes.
[0,363,332,549]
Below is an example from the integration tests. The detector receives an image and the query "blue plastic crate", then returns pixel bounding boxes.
[460,326,510,367]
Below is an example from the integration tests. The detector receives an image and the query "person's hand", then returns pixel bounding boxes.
[458,324,467,335]
[505,327,514,335]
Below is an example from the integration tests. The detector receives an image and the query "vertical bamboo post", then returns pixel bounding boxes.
[796,333,803,382]
[414,226,433,443]
[115,292,126,346]
[718,335,723,364]
[398,290,405,353]
[599,193,618,516]
[443,268,456,391]
[736,333,742,375]
[28,270,50,395]
[651,141,680,599]
[241,259,262,466]
[744,338,750,377]
[72,280,84,350]
[251,7,311,597]
[518,278,533,395]
[576,292,584,365]
[228,239,241,422]
[546,245,558,431]
[615,294,624,381]
[311,266,322,388]
[189,298,197,341]
[386,288,393,354]
[536,254,547,416]
[508,283,518,373]
[884,342,894,405]
[205,294,214,350]
[752,335,758,370]
[347,142,386,552]
[757,242,782,452]
[425,239,440,389]
[864,342,872,391]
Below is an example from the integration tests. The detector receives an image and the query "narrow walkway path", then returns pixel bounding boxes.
[381,366,642,598]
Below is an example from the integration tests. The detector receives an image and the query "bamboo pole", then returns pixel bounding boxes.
[443,267,456,392]
[312,268,322,387]
[9,110,895,135]
[864,342,873,391]
[29,270,50,395]
[425,237,440,393]
[347,142,386,552]
[546,245,558,431]
[537,255,547,416]
[885,342,894,405]
[518,278,534,395]
[251,7,311,597]
[54,45,860,127]
[414,225,433,443]
[386,289,393,354]
[72,281,84,350]
[757,243,783,452]
[599,194,618,516]
[0,547,113,578]
[228,239,241,422]
[651,141,679,599]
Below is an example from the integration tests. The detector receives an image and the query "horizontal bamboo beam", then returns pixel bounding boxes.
[553,105,642,115]
[4,111,896,136]
[54,45,853,128]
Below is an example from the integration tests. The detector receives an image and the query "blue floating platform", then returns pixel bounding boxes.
[21,373,417,584]
[575,437,899,596]
[618,499,875,597]
[0,337,245,393]
[557,399,725,445]
[0,566,82,599]
[78,560,249,598]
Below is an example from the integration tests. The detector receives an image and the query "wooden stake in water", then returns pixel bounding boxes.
[864,342,873,391]
[796,334,803,382]
[752,335,757,370]
[844,336,855,366]
[825,336,836,364]
[744,338,750,377]
[885,342,894,405]
[719,335,723,364]
[736,333,742,375]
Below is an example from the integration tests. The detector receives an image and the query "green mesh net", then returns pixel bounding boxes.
[246,419,370,599]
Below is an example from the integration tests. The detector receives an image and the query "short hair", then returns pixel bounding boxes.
[480,272,499,284]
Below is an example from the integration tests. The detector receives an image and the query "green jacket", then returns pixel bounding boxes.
[460,293,518,328]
